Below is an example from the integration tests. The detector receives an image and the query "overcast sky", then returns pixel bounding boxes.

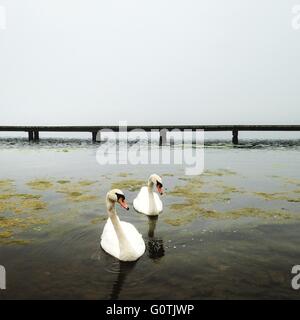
[0,0,299,126]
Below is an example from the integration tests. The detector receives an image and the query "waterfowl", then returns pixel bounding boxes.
[101,189,145,261]
[133,174,164,216]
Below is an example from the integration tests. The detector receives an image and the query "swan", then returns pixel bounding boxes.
[101,189,145,262]
[133,174,164,216]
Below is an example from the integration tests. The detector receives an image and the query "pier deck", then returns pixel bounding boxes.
[0,125,299,145]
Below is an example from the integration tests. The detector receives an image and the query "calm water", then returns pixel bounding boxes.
[0,138,300,299]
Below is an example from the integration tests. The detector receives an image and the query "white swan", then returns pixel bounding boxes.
[133,174,164,216]
[101,189,145,262]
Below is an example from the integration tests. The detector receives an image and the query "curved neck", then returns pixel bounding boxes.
[106,199,131,253]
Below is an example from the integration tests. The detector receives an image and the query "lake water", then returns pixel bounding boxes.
[0,137,300,299]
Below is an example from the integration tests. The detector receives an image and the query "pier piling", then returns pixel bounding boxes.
[159,129,167,146]
[28,131,34,141]
[232,129,239,145]
[34,130,39,141]
[92,131,97,143]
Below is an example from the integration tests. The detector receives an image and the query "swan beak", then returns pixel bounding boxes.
[157,186,164,195]
[119,199,129,210]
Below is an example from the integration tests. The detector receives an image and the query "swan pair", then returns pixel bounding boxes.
[101,174,164,261]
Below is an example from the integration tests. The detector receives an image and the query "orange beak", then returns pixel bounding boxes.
[118,198,129,210]
[157,185,164,195]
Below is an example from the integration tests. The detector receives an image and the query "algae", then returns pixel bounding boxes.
[111,179,144,192]
[56,186,97,202]
[253,192,300,203]
[90,216,107,224]
[203,169,237,177]
[0,193,41,200]
[0,179,14,189]
[165,206,298,226]
[117,173,132,178]
[0,216,48,234]
[0,230,13,238]
[57,180,70,184]
[15,199,47,212]
[0,239,31,245]
[77,180,97,187]
[27,180,53,190]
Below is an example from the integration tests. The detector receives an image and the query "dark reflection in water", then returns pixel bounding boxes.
[109,261,137,300]
[146,216,165,261]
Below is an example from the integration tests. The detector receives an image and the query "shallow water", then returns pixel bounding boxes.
[0,138,300,299]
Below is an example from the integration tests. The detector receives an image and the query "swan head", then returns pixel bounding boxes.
[148,174,164,195]
[106,189,129,210]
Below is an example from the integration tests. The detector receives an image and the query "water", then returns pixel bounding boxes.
[0,138,300,299]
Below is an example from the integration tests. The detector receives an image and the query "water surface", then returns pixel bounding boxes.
[0,138,300,299]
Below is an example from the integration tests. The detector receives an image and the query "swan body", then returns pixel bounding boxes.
[133,174,164,216]
[101,189,145,262]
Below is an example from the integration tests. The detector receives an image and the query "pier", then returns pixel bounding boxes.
[0,125,300,145]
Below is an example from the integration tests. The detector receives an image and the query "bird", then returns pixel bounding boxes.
[133,174,164,216]
[101,189,145,261]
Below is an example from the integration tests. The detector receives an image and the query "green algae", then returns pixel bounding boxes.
[0,230,13,238]
[0,193,41,200]
[203,169,237,177]
[77,180,97,187]
[168,177,234,205]
[15,199,47,212]
[166,174,300,226]
[165,206,299,226]
[111,179,145,192]
[283,178,300,186]
[56,187,97,202]
[68,194,97,202]
[0,179,14,189]
[0,239,31,245]
[117,173,132,178]
[254,192,289,201]
[0,198,47,214]
[0,216,48,231]
[57,180,70,184]
[217,208,300,219]
[27,180,54,190]
[288,199,300,203]
[253,192,300,203]
[164,212,199,226]
[90,216,107,224]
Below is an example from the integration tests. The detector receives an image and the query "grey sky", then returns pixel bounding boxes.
[0,0,300,126]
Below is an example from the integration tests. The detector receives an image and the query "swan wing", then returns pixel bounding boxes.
[101,218,120,259]
[133,187,150,214]
[133,187,163,215]
[153,192,163,213]
[101,218,145,261]
[119,221,146,259]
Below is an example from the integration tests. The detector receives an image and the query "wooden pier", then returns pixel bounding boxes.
[0,125,300,145]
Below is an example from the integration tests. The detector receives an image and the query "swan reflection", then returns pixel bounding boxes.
[147,216,165,260]
[109,261,137,300]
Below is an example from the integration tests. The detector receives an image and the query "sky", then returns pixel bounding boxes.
[0,0,300,126]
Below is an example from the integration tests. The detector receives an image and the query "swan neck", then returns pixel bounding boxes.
[106,199,131,251]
